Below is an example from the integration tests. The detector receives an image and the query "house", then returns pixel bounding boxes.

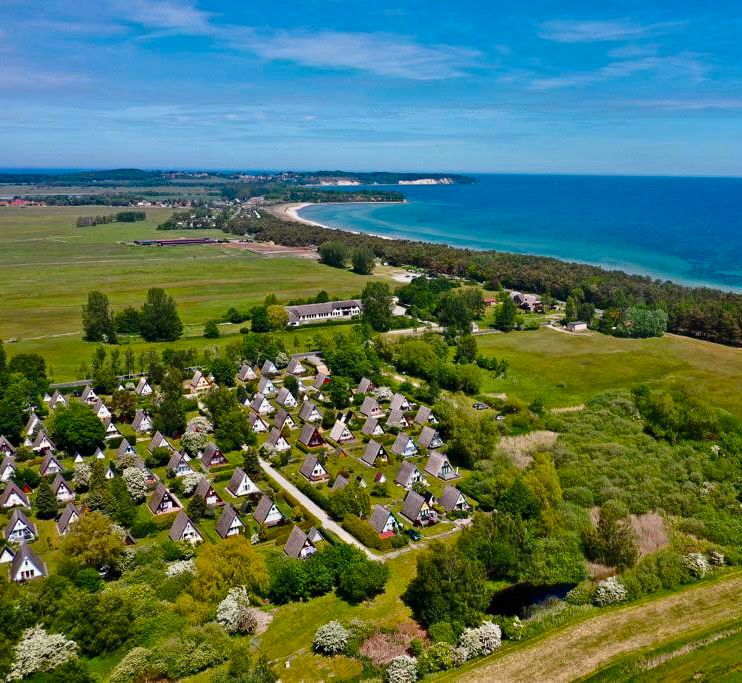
[0,546,15,564]
[189,369,213,393]
[31,429,56,456]
[424,452,459,480]
[106,463,116,480]
[313,372,330,390]
[360,396,385,419]
[0,455,16,482]
[258,376,277,396]
[134,376,154,397]
[4,509,37,543]
[167,450,193,477]
[298,401,322,423]
[102,417,121,440]
[266,428,291,452]
[566,320,589,332]
[39,452,62,476]
[149,431,175,453]
[94,447,106,459]
[286,299,363,326]
[418,426,444,450]
[215,503,244,538]
[169,511,203,544]
[260,359,279,376]
[374,470,387,484]
[131,457,157,484]
[91,399,111,421]
[510,291,544,313]
[237,363,257,382]
[51,474,75,502]
[1,482,30,508]
[9,545,47,582]
[356,377,375,395]
[253,495,285,527]
[390,393,411,412]
[199,443,227,468]
[276,387,298,409]
[274,409,297,432]
[386,409,409,429]
[80,385,98,404]
[25,413,42,435]
[0,436,15,458]
[369,505,401,538]
[283,525,319,559]
[400,490,438,526]
[361,440,388,467]
[73,452,84,464]
[56,503,80,535]
[226,467,261,498]
[286,358,307,376]
[247,411,269,433]
[413,405,438,426]
[250,393,274,415]
[328,420,354,443]
[299,454,329,482]
[47,391,68,410]
[147,484,182,515]
[361,416,384,437]
[440,485,470,513]
[195,477,223,506]
[116,438,137,458]
[395,461,425,489]
[331,474,349,491]
[391,432,418,458]
[298,423,324,449]
[132,409,153,433]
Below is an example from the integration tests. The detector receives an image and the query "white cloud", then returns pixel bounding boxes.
[538,19,681,43]
[0,64,92,89]
[115,0,213,34]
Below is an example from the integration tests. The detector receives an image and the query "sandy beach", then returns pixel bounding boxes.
[268,201,396,240]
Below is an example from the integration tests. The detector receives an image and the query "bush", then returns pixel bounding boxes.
[428,622,457,644]
[457,621,502,659]
[565,581,596,606]
[313,621,350,655]
[109,647,164,683]
[216,586,259,634]
[385,655,417,683]
[160,624,230,679]
[593,577,628,606]
[337,560,389,603]
[424,642,457,672]
[684,552,710,578]
[8,627,79,681]
[492,615,524,641]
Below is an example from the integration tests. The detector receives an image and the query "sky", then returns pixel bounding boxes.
[2,0,742,175]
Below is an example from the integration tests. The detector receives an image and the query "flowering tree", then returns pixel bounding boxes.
[684,553,710,578]
[594,576,628,606]
[385,655,417,683]
[313,621,350,655]
[116,452,140,470]
[72,463,92,490]
[122,467,148,502]
[182,471,205,496]
[457,622,502,659]
[374,386,394,402]
[216,586,259,634]
[181,430,210,456]
[166,559,195,577]
[8,627,78,681]
[187,415,213,433]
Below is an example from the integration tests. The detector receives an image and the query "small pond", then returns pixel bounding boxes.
[488,582,576,617]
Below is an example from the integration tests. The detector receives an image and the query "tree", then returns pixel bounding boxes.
[403,543,491,628]
[153,368,186,436]
[109,476,137,527]
[7,353,48,396]
[494,296,517,332]
[50,403,105,455]
[214,408,253,452]
[0,339,6,390]
[139,288,183,341]
[564,296,578,323]
[86,460,114,513]
[111,390,136,421]
[0,376,34,442]
[35,476,59,519]
[210,357,235,387]
[250,306,271,333]
[82,291,117,343]
[187,494,207,521]
[328,375,351,409]
[192,536,268,602]
[585,500,638,569]
[454,335,478,364]
[203,320,220,339]
[318,241,348,268]
[113,306,141,334]
[267,305,289,331]
[351,247,375,275]
[60,511,126,572]
[362,282,393,332]
[283,374,299,397]
[337,559,389,603]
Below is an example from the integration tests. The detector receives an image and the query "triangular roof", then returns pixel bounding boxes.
[286,358,306,375]
[298,423,323,447]
[258,376,275,394]
[226,467,259,496]
[391,432,416,457]
[261,359,278,375]
[132,409,153,432]
[369,505,398,534]
[250,392,271,413]
[134,377,153,395]
[215,503,243,538]
[56,503,80,535]
[39,451,61,474]
[253,495,282,524]
[299,453,326,479]
[117,438,136,458]
[360,395,382,417]
[33,429,56,452]
[0,455,17,479]
[0,482,30,507]
[266,427,289,449]
[401,490,426,522]
[237,363,257,381]
[389,393,410,412]
[386,409,408,428]
[313,372,329,389]
[329,420,353,442]
[200,442,225,467]
[247,411,268,431]
[395,461,420,487]
[149,431,174,452]
[147,483,180,513]
[424,452,454,478]
[274,408,295,430]
[283,525,315,559]
[440,485,468,512]
[331,474,349,490]
[167,450,191,473]
[10,545,47,580]
[169,511,202,542]
[418,426,441,449]
[24,413,41,434]
[298,400,321,422]
[361,440,386,467]
[356,377,374,394]
[0,435,17,455]
[80,385,97,402]
[195,476,221,502]
[276,387,296,406]
[5,508,37,541]
[361,416,383,436]
[413,405,434,425]
[51,473,72,496]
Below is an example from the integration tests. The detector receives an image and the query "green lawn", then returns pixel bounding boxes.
[476,327,742,415]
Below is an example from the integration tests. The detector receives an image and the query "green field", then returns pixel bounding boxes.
[476,328,742,415]
[0,205,393,377]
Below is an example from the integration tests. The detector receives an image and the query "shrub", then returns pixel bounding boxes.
[593,576,628,606]
[216,586,259,634]
[565,581,596,606]
[109,647,164,683]
[313,621,350,655]
[428,622,457,644]
[684,552,710,578]
[8,627,79,681]
[181,430,210,455]
[122,467,148,503]
[424,642,457,672]
[385,655,417,683]
[337,560,390,603]
[72,463,92,490]
[166,559,195,576]
[492,615,524,641]
[181,471,205,496]
[457,622,502,659]
[160,624,230,679]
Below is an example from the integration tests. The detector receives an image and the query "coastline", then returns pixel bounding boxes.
[270,202,397,241]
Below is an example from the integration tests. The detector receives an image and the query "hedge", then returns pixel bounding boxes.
[342,514,392,551]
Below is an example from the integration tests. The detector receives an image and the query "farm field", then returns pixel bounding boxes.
[476,327,742,415]
[448,571,742,682]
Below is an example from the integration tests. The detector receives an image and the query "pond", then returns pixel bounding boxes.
[488,582,576,617]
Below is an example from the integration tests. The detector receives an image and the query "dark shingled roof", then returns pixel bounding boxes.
[169,511,201,542]
[5,508,36,541]
[394,461,420,487]
[356,377,374,394]
[400,490,426,523]
[10,544,47,580]
[360,396,382,417]
[391,432,416,457]
[298,400,321,422]
[413,405,432,425]
[331,474,349,490]
[253,495,280,524]
[0,482,29,508]
[283,525,310,558]
[56,503,80,535]
[418,426,441,449]
[299,453,326,479]
[298,423,323,447]
[389,393,409,412]
[369,505,395,534]
[440,485,468,512]
[361,440,386,467]
[360,416,382,436]
[215,503,243,538]
[195,477,221,503]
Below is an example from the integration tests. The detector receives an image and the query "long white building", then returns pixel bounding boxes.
[286,299,363,326]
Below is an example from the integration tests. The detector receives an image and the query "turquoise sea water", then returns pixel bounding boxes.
[299,175,742,292]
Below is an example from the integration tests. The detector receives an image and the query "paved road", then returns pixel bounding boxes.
[258,457,380,559]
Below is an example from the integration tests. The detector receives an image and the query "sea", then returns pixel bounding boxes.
[298,174,742,292]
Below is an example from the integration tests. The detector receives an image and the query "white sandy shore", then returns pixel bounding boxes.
[273,201,398,241]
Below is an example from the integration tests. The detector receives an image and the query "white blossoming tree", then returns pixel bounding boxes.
[594,576,628,606]
[216,586,259,634]
[122,467,148,503]
[457,621,502,659]
[181,430,210,456]
[181,471,205,496]
[313,621,350,655]
[187,415,213,433]
[8,627,78,681]
[385,655,417,683]
[374,386,394,402]
[684,552,710,578]
[72,463,91,490]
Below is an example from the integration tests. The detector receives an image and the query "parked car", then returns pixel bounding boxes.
[473,402,489,411]
[406,528,421,541]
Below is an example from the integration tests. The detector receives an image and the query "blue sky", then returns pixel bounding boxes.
[2,0,741,174]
